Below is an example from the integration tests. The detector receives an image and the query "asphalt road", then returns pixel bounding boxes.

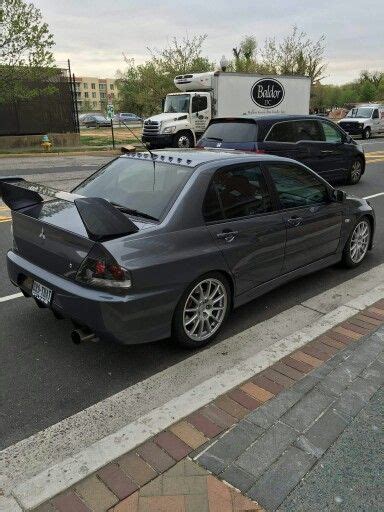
[1,139,384,449]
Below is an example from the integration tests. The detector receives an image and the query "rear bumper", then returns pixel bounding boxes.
[142,134,173,147]
[7,251,180,344]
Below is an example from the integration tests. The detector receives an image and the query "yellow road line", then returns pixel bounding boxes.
[0,218,11,223]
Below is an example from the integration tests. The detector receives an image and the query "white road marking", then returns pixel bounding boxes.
[363,192,384,200]
[0,292,23,303]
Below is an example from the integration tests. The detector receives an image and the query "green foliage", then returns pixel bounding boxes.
[231,27,326,84]
[311,71,384,110]
[0,0,55,103]
[117,35,213,117]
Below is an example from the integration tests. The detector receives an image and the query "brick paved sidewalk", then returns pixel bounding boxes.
[33,301,384,512]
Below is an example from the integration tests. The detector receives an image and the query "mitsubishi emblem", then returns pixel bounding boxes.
[39,227,46,240]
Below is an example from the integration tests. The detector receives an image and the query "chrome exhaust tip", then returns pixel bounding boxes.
[71,329,96,345]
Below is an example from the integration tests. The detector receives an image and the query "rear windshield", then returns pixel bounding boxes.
[73,157,194,220]
[202,122,257,143]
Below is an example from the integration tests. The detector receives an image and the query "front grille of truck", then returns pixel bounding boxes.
[143,120,160,135]
[339,121,360,131]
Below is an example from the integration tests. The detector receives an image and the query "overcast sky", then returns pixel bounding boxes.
[34,0,383,84]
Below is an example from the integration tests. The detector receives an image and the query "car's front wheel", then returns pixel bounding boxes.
[342,218,371,268]
[173,273,231,348]
[347,158,363,185]
[362,127,371,139]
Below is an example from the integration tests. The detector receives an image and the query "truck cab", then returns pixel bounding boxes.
[142,73,213,149]
[338,104,384,140]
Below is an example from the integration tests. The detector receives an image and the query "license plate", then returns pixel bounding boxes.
[32,281,52,305]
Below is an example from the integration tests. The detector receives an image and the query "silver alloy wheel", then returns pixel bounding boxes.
[177,135,191,148]
[350,220,370,263]
[183,278,228,342]
[351,160,362,183]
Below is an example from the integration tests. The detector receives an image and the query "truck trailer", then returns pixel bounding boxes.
[142,71,311,149]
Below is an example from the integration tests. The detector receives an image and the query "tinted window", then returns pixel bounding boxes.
[203,165,272,221]
[267,163,329,208]
[74,158,194,220]
[192,96,208,113]
[372,109,379,119]
[320,121,342,143]
[265,121,297,142]
[202,122,257,143]
[295,120,323,141]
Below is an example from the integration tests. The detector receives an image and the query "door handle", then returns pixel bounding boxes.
[320,150,334,154]
[286,216,303,227]
[216,230,239,242]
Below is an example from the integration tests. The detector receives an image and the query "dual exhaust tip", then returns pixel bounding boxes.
[71,329,97,345]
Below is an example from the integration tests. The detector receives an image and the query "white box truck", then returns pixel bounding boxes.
[142,71,311,148]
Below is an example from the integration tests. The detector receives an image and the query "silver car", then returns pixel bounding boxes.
[1,150,375,348]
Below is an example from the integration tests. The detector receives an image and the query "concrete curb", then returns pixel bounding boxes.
[7,281,384,510]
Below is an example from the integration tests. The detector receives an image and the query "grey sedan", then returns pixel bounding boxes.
[2,150,375,348]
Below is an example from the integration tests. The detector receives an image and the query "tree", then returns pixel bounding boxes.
[231,27,326,84]
[260,26,326,84]
[117,35,213,117]
[0,0,56,103]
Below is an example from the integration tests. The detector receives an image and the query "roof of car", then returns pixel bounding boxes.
[120,148,283,168]
[211,114,327,124]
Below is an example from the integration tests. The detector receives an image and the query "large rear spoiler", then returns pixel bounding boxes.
[0,177,139,241]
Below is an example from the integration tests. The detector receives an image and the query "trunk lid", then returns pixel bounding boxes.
[12,199,95,278]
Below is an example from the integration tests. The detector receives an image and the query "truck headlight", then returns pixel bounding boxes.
[163,126,176,134]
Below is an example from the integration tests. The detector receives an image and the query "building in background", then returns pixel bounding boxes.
[74,76,119,112]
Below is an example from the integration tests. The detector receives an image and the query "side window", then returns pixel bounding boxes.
[203,182,223,222]
[295,120,323,141]
[203,165,272,221]
[267,163,330,208]
[265,122,297,142]
[320,121,343,143]
[372,109,379,119]
[192,95,208,113]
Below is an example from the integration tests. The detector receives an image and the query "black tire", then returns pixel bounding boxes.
[173,131,194,149]
[362,127,371,140]
[342,217,371,268]
[172,272,231,349]
[346,158,363,185]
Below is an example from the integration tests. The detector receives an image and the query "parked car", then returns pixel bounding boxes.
[197,115,365,185]
[1,150,374,348]
[82,115,111,128]
[114,112,142,123]
[338,104,384,140]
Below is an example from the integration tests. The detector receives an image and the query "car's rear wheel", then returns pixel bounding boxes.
[347,158,363,185]
[342,218,371,268]
[362,127,371,139]
[174,131,194,149]
[173,272,231,348]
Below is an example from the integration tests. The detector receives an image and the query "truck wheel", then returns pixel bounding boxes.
[174,131,194,149]
[362,127,371,140]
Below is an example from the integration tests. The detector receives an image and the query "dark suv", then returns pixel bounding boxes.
[197,115,365,185]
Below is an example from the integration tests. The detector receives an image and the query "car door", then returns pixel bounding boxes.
[292,119,326,172]
[315,120,349,182]
[263,120,306,162]
[264,161,343,273]
[191,94,211,136]
[203,163,286,294]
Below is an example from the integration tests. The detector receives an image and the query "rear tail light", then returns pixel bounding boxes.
[254,149,266,154]
[76,245,131,290]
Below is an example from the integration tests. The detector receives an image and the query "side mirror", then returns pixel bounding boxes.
[332,189,346,202]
